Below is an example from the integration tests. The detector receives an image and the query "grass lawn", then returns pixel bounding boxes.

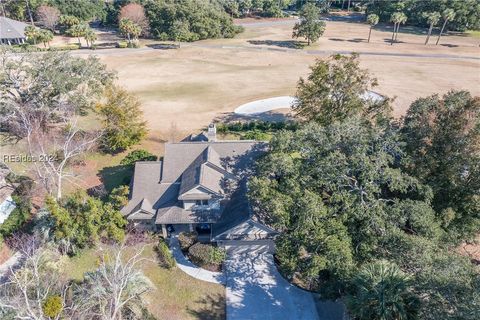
[466,30,480,38]
[62,242,226,320]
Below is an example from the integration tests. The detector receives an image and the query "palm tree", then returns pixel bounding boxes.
[119,18,142,46]
[366,14,379,43]
[390,12,407,45]
[24,25,39,45]
[436,9,456,45]
[84,28,97,49]
[38,29,53,48]
[347,260,420,320]
[68,24,88,47]
[423,12,441,45]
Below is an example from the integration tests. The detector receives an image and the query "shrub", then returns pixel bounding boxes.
[42,295,63,318]
[127,41,141,48]
[49,43,81,51]
[156,239,175,269]
[188,242,211,266]
[242,130,270,141]
[188,243,226,266]
[0,196,31,238]
[178,231,197,251]
[116,41,128,48]
[210,246,227,265]
[108,185,129,210]
[120,150,157,167]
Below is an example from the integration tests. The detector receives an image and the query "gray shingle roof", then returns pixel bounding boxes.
[178,146,229,199]
[121,140,267,227]
[0,17,29,39]
[161,141,259,183]
[211,180,250,238]
[155,204,222,224]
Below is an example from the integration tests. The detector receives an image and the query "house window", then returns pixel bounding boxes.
[195,200,208,206]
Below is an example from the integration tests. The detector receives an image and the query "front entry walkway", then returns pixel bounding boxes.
[224,242,345,320]
[169,236,226,285]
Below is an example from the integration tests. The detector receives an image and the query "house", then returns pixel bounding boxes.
[0,169,16,224]
[0,17,29,45]
[121,124,276,245]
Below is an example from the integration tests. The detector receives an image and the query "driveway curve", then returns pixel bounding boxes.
[224,242,344,320]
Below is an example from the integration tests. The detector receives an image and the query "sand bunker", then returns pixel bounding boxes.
[234,91,384,116]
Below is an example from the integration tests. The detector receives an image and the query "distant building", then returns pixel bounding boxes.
[0,169,16,224]
[0,17,29,45]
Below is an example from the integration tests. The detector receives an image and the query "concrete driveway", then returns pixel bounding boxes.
[224,241,344,320]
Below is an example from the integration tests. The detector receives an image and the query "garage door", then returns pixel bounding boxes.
[220,239,275,254]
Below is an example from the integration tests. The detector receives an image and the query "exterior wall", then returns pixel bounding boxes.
[183,200,195,210]
[0,196,16,224]
[214,220,276,241]
[132,220,156,231]
[217,239,275,254]
[182,199,220,210]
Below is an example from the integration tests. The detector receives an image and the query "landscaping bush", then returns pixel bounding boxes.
[120,150,157,167]
[188,242,226,267]
[0,196,31,238]
[178,231,197,251]
[42,295,63,318]
[49,43,81,51]
[116,41,128,48]
[156,239,175,269]
[242,130,270,141]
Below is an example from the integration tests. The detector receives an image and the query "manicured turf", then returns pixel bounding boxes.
[63,242,226,320]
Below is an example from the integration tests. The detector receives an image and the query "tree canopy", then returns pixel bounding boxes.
[293,54,391,125]
[95,86,147,153]
[249,54,480,317]
[143,0,243,41]
[401,91,480,242]
[46,191,126,254]
[292,3,325,45]
[367,0,480,31]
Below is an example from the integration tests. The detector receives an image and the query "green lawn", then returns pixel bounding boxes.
[63,242,226,320]
[466,30,480,38]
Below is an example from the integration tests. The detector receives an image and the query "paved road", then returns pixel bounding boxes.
[224,242,344,320]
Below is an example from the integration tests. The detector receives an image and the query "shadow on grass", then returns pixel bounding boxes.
[440,43,459,48]
[214,110,293,123]
[374,23,428,36]
[146,43,180,50]
[247,39,305,49]
[383,38,406,44]
[94,42,119,49]
[97,164,132,193]
[188,293,226,320]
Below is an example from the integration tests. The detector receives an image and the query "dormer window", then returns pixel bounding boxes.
[195,200,208,206]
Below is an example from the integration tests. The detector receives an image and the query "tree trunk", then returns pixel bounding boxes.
[368,26,372,43]
[341,0,345,10]
[436,19,448,45]
[25,0,34,25]
[395,23,400,41]
[391,23,396,45]
[425,24,433,45]
[347,0,351,11]
[78,37,81,46]
[56,174,62,200]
